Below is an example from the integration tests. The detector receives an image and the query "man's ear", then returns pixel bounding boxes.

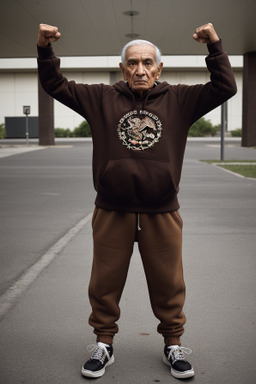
[119,63,126,80]
[156,62,163,80]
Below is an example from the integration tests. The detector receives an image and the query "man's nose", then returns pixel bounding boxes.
[136,62,145,76]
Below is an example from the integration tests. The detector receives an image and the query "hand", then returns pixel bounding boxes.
[193,23,219,44]
[37,24,61,47]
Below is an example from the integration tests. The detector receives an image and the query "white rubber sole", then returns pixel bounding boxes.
[163,355,195,379]
[81,355,115,378]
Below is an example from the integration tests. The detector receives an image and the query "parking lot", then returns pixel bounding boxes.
[0,138,255,383]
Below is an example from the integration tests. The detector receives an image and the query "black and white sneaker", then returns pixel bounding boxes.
[163,345,195,379]
[81,342,114,378]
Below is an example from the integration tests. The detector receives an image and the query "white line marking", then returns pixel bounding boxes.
[0,212,92,321]
[0,146,45,159]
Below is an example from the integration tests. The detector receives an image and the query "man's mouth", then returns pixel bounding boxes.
[134,80,147,84]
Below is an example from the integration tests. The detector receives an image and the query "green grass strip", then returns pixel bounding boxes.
[201,160,256,164]
[217,164,256,178]
[200,160,256,178]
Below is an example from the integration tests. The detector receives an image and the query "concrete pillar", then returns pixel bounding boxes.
[38,77,55,146]
[242,52,256,147]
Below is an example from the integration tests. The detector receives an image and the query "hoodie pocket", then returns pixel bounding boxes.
[97,158,176,206]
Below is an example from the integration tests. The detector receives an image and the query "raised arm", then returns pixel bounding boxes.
[37,24,105,122]
[176,23,237,126]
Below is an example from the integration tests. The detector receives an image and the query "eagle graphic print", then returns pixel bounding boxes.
[117,110,162,150]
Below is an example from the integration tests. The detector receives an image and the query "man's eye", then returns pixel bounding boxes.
[145,61,152,66]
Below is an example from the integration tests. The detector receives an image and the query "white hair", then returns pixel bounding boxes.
[121,39,162,66]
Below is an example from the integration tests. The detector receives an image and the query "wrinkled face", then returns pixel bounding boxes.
[119,43,163,97]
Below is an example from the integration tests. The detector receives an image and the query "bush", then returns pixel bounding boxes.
[0,123,6,138]
[188,117,220,137]
[231,128,242,137]
[73,120,91,137]
[55,128,69,137]
[54,121,91,138]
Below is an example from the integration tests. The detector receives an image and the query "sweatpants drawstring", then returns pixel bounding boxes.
[137,213,142,231]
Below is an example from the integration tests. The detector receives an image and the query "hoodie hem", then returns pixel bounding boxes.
[94,195,180,214]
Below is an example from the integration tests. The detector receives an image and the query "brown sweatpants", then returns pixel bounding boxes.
[88,207,186,346]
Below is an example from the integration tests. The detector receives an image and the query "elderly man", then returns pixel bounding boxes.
[37,23,236,380]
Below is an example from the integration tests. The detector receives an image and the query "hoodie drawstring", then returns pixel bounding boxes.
[137,213,142,231]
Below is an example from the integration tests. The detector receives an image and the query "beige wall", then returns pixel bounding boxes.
[0,73,38,121]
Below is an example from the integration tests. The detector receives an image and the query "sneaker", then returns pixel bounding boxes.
[163,345,194,379]
[81,342,114,378]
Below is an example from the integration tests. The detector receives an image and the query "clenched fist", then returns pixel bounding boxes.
[37,24,61,47]
[193,23,219,44]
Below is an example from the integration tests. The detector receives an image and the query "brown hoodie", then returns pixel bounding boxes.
[37,40,237,213]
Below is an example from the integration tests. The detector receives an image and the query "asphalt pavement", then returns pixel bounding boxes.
[0,138,256,384]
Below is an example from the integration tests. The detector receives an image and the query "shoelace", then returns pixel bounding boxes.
[168,347,192,363]
[87,344,109,364]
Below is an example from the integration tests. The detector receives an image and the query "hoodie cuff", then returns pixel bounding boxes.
[37,43,55,59]
[207,39,223,56]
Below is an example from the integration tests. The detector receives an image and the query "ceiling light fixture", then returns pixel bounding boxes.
[123,10,139,17]
[123,0,140,39]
